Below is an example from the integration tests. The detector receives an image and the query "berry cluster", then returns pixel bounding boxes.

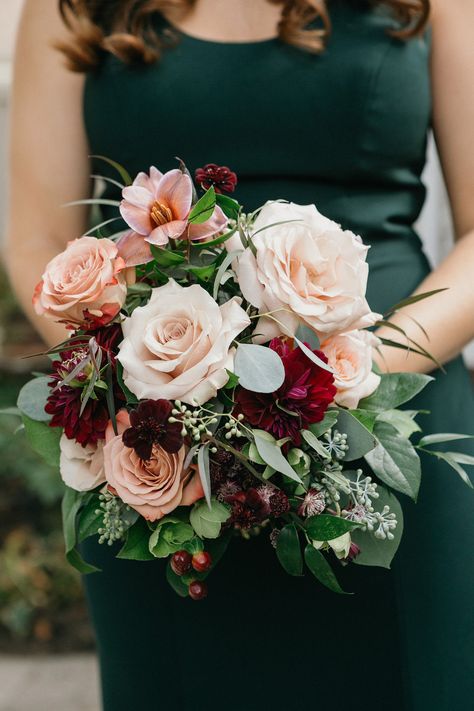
[171,550,213,601]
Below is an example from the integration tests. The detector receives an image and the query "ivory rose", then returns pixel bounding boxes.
[320,330,381,409]
[117,280,251,405]
[33,236,134,330]
[229,201,379,341]
[120,166,228,246]
[103,410,203,521]
[59,435,105,492]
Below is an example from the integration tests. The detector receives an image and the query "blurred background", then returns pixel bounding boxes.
[0,1,472,709]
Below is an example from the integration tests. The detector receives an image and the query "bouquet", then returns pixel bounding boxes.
[16,158,473,600]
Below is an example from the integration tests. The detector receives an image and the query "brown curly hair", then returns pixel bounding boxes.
[57,0,431,72]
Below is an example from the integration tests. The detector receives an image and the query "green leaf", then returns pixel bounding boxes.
[335,409,377,461]
[384,288,447,316]
[418,433,474,447]
[0,406,21,416]
[253,430,302,484]
[116,360,139,405]
[77,495,103,542]
[188,186,216,224]
[90,154,132,185]
[212,250,241,300]
[308,410,338,437]
[295,324,320,350]
[301,429,330,459]
[304,544,349,594]
[117,518,155,560]
[352,486,404,569]
[422,450,474,488]
[234,344,285,394]
[184,263,217,283]
[377,409,421,439]
[294,337,334,373]
[365,421,421,500]
[17,377,51,422]
[190,498,231,539]
[216,193,240,219]
[276,524,303,576]
[150,245,186,267]
[61,488,100,574]
[22,415,61,468]
[197,444,212,508]
[190,227,236,250]
[359,373,433,412]
[348,408,378,432]
[305,514,360,541]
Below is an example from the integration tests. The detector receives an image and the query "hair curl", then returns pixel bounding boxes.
[57,0,431,72]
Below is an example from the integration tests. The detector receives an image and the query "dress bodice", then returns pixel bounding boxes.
[84,0,431,245]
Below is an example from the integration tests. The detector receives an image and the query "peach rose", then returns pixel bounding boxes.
[320,330,381,409]
[59,435,105,492]
[33,236,134,330]
[103,411,203,521]
[229,201,379,341]
[117,279,251,405]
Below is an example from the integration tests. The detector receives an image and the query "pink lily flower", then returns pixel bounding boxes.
[120,166,227,246]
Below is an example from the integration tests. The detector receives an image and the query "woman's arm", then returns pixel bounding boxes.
[374,0,474,373]
[5,0,90,347]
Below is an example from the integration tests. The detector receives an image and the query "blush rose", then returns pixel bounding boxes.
[59,435,105,492]
[33,236,135,330]
[228,201,379,341]
[103,410,203,521]
[320,330,381,409]
[117,279,251,405]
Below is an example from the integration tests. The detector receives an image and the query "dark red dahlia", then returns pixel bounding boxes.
[194,163,238,194]
[45,352,110,446]
[235,338,337,444]
[122,399,183,459]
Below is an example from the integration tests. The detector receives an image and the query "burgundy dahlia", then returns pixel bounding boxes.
[45,350,110,446]
[194,163,238,194]
[122,399,183,460]
[235,338,337,444]
[222,484,289,529]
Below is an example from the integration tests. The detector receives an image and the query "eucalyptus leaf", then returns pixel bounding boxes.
[295,324,320,350]
[212,250,242,300]
[304,544,349,594]
[308,410,338,437]
[294,337,334,373]
[253,430,302,484]
[335,409,377,461]
[22,415,61,468]
[365,421,421,500]
[359,373,433,412]
[301,429,330,459]
[17,377,51,422]
[418,433,474,447]
[234,344,285,393]
[276,524,303,576]
[198,444,212,508]
[352,486,404,569]
[422,450,474,488]
[377,409,421,439]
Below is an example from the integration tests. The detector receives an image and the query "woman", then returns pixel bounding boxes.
[6,1,474,709]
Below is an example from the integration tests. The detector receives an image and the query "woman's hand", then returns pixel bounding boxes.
[5,0,91,348]
[375,0,474,374]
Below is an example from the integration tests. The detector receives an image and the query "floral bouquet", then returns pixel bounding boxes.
[16,158,473,600]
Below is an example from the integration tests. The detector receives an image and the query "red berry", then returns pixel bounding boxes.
[192,550,212,573]
[188,580,208,601]
[170,550,192,576]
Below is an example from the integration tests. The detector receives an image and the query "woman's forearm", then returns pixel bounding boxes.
[374,228,474,374]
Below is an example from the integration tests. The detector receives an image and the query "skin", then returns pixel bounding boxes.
[5,0,474,375]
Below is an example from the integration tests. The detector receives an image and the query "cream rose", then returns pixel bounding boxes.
[117,279,251,405]
[33,236,134,329]
[321,330,381,409]
[59,435,105,492]
[229,201,379,341]
[103,411,203,521]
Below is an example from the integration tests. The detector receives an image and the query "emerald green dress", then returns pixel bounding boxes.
[81,2,474,708]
